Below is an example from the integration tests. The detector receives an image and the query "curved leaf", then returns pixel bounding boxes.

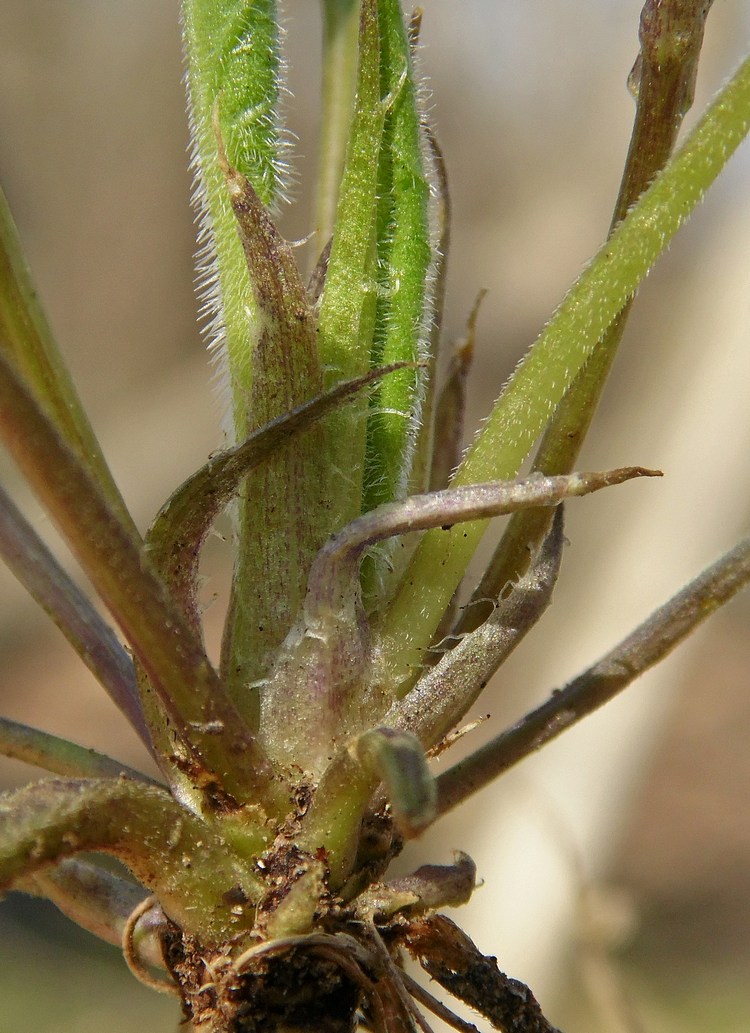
[0,778,263,944]
[261,469,654,782]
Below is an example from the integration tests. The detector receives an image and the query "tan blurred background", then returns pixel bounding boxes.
[1,2,749,1031]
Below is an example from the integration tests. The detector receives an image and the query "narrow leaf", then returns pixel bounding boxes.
[207,132,329,707]
[183,0,285,414]
[267,471,653,818]
[0,718,154,783]
[0,187,136,534]
[377,51,750,692]
[459,0,717,626]
[0,484,147,743]
[184,1,330,709]
[386,507,565,750]
[184,0,285,205]
[435,533,750,818]
[0,350,277,807]
[309,468,655,632]
[17,857,166,969]
[410,117,452,499]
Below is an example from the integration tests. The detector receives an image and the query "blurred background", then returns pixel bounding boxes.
[1,2,749,1031]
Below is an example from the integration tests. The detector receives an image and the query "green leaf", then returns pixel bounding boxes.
[463,0,716,623]
[183,0,291,436]
[0,778,264,944]
[148,364,411,639]
[0,350,277,809]
[208,136,330,707]
[364,0,433,519]
[316,0,385,531]
[385,507,565,750]
[0,187,135,534]
[284,470,654,874]
[428,293,481,493]
[184,3,332,706]
[375,51,750,693]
